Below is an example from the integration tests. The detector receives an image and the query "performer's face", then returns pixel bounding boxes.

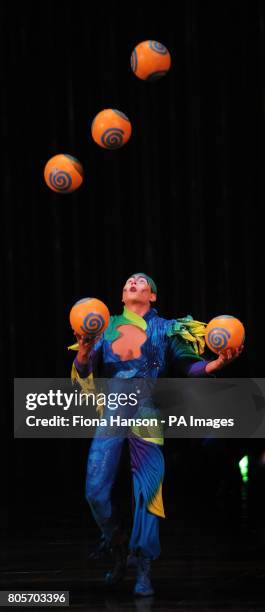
[122,275,157,306]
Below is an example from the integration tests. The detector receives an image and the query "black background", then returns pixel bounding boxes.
[2,0,265,538]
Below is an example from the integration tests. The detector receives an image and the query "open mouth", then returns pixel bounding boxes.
[129,287,137,292]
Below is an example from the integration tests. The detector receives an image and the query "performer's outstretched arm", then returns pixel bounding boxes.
[168,336,244,377]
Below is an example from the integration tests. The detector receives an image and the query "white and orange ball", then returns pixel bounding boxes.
[130,40,171,81]
[70,297,110,339]
[205,316,245,354]
[91,109,132,149]
[44,154,84,193]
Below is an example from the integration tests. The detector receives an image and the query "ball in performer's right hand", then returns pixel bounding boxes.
[70,297,110,340]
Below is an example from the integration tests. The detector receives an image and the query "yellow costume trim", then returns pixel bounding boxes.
[68,342,79,351]
[71,362,95,392]
[143,437,164,446]
[168,317,207,355]
[147,482,165,518]
[70,362,104,416]
[180,320,207,355]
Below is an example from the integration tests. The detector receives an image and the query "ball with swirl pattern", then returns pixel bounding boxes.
[91,109,132,149]
[208,327,231,351]
[205,315,245,354]
[81,313,105,337]
[149,40,168,55]
[44,154,84,194]
[101,128,124,149]
[130,40,171,80]
[70,297,110,337]
[49,170,72,192]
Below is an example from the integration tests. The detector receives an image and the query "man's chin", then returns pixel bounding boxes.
[124,296,146,305]
[125,297,141,303]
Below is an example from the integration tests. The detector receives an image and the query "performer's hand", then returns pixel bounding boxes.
[74,332,98,364]
[205,344,244,374]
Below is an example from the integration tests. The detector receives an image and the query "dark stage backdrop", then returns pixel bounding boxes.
[2,1,265,535]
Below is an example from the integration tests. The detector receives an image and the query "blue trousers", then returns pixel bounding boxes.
[85,434,164,559]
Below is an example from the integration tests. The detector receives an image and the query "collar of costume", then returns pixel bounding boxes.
[104,306,158,343]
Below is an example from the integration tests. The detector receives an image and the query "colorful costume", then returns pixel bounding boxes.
[71,306,209,560]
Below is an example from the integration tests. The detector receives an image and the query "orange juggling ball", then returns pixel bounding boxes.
[44,154,84,193]
[130,40,171,81]
[205,316,245,354]
[70,298,110,338]
[91,109,132,149]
